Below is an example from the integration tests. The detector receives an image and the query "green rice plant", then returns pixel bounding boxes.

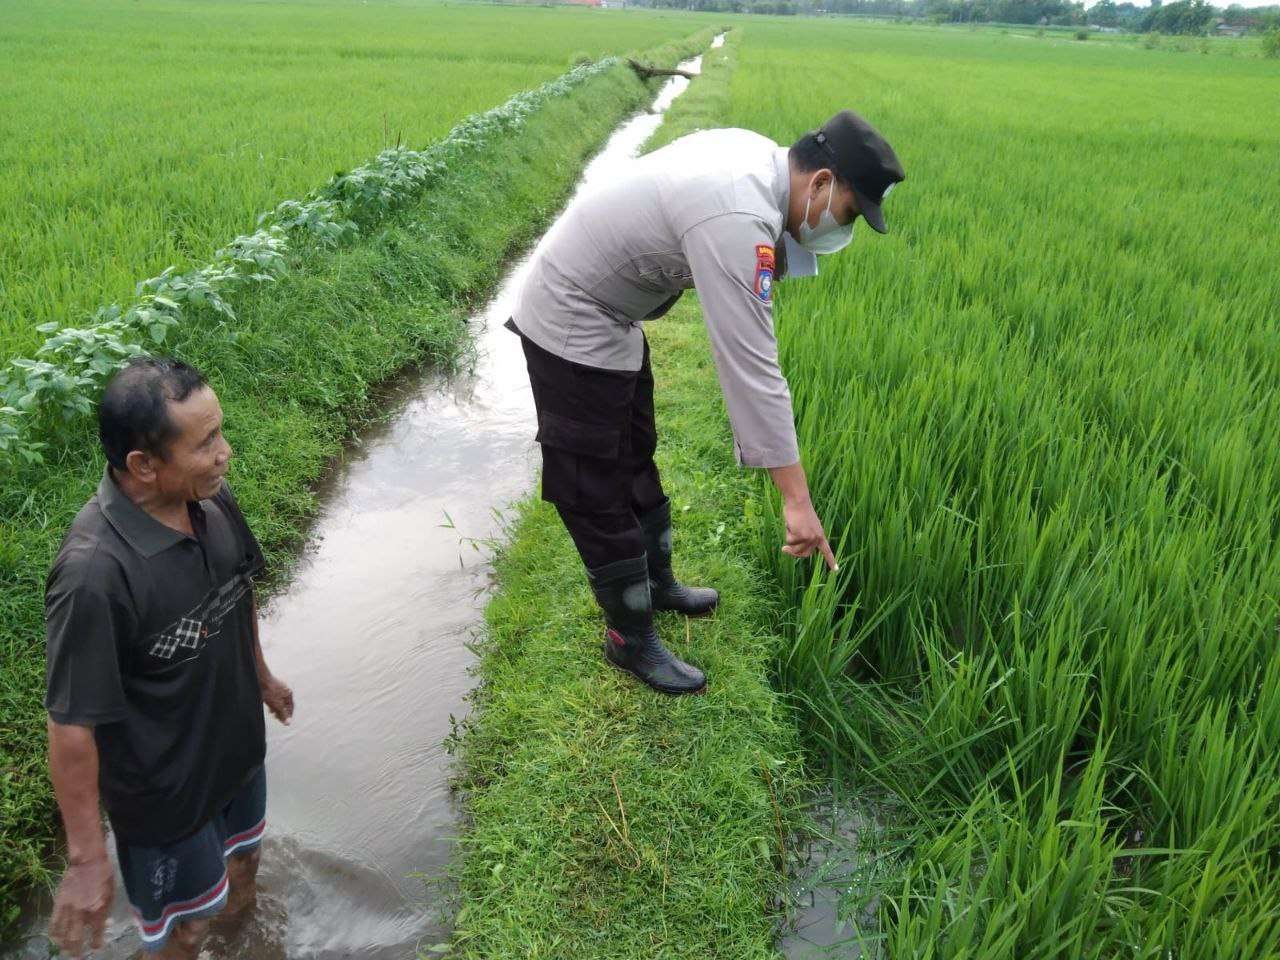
[714,15,1280,954]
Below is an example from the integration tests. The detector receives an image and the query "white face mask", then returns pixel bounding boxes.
[796,178,854,255]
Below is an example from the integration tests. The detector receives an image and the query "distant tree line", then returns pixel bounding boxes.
[629,0,1280,35]
[1085,0,1277,33]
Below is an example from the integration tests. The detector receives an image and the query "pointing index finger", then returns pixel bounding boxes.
[819,538,838,571]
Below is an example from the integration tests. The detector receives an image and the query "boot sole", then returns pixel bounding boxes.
[652,599,719,618]
[602,644,707,696]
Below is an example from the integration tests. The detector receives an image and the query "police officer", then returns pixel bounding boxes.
[506,110,904,696]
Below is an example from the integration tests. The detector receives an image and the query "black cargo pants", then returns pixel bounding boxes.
[514,324,667,570]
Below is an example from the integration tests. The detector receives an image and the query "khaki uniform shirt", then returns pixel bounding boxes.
[511,128,803,468]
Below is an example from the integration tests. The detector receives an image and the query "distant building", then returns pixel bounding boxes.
[1214,20,1246,37]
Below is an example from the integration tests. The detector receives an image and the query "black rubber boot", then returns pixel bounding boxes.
[587,556,707,695]
[638,500,719,617]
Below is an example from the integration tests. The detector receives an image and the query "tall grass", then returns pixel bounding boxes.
[728,16,1280,955]
[0,0,712,360]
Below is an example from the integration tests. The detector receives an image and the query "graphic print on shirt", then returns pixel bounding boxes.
[146,566,254,663]
[754,244,775,304]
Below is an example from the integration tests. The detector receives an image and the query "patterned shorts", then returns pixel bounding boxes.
[115,766,266,952]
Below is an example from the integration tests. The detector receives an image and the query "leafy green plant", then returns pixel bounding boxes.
[137,266,239,322]
[0,55,620,471]
[263,199,356,246]
[217,228,290,276]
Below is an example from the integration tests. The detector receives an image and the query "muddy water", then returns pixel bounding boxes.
[6,46,715,960]
[778,796,871,959]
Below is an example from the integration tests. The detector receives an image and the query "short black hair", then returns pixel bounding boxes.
[99,357,209,470]
[789,132,852,188]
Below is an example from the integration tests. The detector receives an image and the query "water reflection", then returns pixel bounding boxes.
[778,792,878,959]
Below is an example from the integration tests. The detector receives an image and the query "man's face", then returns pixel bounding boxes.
[147,386,233,502]
[802,169,861,229]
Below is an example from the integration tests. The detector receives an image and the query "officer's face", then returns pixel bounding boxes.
[803,170,860,229]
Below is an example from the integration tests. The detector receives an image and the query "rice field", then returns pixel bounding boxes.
[0,0,704,360]
[727,17,1280,955]
[7,2,1280,952]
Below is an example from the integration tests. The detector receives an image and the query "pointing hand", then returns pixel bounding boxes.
[781,497,838,571]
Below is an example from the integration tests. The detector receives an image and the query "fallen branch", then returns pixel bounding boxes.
[627,58,695,81]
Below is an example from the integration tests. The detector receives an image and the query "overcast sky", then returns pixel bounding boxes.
[1188,0,1272,6]
[1099,0,1277,7]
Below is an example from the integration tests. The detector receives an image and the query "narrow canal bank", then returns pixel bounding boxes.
[449,301,807,960]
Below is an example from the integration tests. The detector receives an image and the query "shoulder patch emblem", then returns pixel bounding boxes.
[754,244,775,304]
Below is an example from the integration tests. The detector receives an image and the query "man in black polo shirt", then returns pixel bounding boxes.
[44,357,294,958]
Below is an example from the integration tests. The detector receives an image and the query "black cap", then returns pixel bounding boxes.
[812,110,904,235]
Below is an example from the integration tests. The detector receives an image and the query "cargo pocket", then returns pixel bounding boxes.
[535,411,625,509]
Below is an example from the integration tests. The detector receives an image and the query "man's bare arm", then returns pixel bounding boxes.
[48,720,106,866]
[47,719,113,957]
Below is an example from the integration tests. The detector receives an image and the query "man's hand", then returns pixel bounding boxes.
[250,596,292,724]
[47,720,112,957]
[768,462,838,571]
[49,856,114,958]
[781,496,838,571]
[260,673,294,725]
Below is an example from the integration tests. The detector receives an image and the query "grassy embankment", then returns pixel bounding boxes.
[445,34,811,960]
[0,27,717,937]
